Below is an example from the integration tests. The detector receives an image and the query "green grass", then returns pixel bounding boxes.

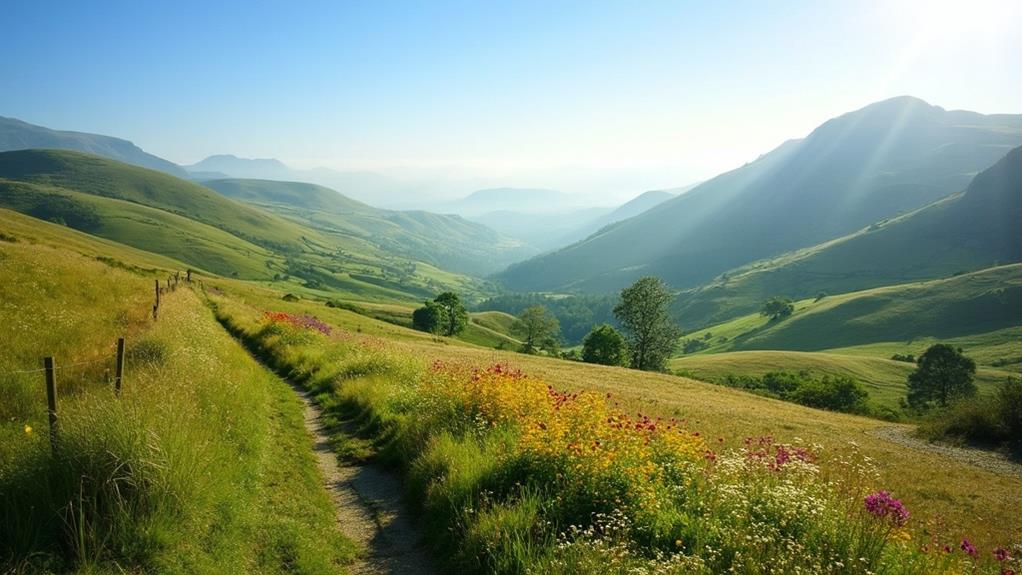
[679,264,1022,362]
[0,213,353,573]
[669,350,1016,413]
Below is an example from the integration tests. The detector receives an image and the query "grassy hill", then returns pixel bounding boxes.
[498,97,1022,293]
[0,150,490,302]
[676,145,1022,327]
[203,178,533,276]
[677,264,1022,368]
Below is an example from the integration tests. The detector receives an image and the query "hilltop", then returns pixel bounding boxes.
[498,97,1022,293]
[0,115,187,177]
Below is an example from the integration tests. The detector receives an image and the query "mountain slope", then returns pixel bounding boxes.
[0,150,488,300]
[203,178,534,275]
[0,116,187,177]
[676,144,1022,327]
[498,97,1022,292]
[681,264,1022,354]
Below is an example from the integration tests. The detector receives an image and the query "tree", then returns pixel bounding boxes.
[433,292,468,336]
[760,297,794,320]
[517,305,560,355]
[907,344,977,409]
[412,300,447,336]
[613,277,681,371]
[581,324,629,366]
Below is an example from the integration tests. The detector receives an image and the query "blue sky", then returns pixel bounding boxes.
[2,0,1020,199]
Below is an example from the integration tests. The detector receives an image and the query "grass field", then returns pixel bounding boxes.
[206,276,1022,559]
[669,350,1016,412]
[0,212,353,573]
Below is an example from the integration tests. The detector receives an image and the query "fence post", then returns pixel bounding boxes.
[115,337,125,395]
[44,357,58,451]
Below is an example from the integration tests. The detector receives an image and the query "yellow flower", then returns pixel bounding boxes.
[24,424,33,434]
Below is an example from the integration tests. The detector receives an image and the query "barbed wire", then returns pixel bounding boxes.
[0,354,115,377]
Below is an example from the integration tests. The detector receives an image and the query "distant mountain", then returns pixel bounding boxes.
[185,154,399,206]
[203,178,536,276]
[498,97,1022,293]
[470,207,614,252]
[563,189,675,243]
[0,116,187,177]
[441,187,587,217]
[676,144,1022,328]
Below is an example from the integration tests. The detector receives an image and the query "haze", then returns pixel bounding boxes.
[2,0,1020,203]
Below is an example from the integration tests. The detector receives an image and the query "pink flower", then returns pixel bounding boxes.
[864,491,909,527]
[960,539,978,557]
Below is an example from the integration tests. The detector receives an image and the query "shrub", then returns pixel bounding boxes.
[921,378,1022,453]
[581,324,628,366]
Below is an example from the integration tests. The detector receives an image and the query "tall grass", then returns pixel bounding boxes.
[0,238,352,573]
[215,294,1021,575]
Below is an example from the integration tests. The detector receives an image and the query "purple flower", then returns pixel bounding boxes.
[994,546,1010,562]
[961,539,978,557]
[864,491,909,527]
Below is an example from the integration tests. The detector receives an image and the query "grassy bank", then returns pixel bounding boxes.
[212,290,1021,574]
[0,221,352,573]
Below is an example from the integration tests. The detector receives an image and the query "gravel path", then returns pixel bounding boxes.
[871,425,1022,478]
[291,382,437,575]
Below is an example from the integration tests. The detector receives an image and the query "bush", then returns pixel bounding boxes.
[921,379,1022,453]
[891,353,916,363]
[581,324,628,366]
[716,371,870,414]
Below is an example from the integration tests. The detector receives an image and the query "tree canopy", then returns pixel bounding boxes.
[517,305,560,355]
[613,277,681,371]
[760,297,794,320]
[581,324,629,366]
[907,344,977,409]
[413,292,468,336]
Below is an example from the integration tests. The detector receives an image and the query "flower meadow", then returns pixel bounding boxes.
[229,304,1020,574]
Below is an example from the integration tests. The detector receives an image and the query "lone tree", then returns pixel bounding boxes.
[581,324,629,366]
[761,297,795,320]
[434,291,469,336]
[614,277,681,371]
[517,305,560,355]
[413,292,468,336]
[907,344,977,409]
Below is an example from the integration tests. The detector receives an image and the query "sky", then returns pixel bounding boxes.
[2,0,1021,202]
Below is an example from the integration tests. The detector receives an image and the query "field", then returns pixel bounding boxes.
[206,276,1022,557]
[669,350,1016,412]
[0,210,353,573]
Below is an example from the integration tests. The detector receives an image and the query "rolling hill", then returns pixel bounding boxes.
[0,150,488,301]
[202,178,534,275]
[678,264,1022,362]
[676,144,1022,327]
[498,96,1022,293]
[0,115,187,177]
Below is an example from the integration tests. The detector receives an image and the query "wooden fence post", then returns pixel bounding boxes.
[115,337,125,395]
[44,357,58,451]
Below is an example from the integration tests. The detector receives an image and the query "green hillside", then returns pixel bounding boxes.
[0,150,488,302]
[676,145,1022,327]
[499,97,1022,293]
[679,264,1022,365]
[203,178,533,275]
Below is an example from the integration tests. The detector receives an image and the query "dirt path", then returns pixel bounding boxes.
[872,425,1022,478]
[290,381,437,575]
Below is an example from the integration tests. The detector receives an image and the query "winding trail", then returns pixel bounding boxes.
[289,380,437,575]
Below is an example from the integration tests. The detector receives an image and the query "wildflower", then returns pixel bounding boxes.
[24,424,32,434]
[994,547,1010,562]
[864,491,909,527]
[961,539,978,557]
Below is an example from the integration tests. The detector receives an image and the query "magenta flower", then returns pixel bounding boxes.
[960,539,978,557]
[864,491,909,527]
[994,546,1010,562]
